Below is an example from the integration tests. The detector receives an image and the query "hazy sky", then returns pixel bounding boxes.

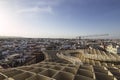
[0,0,120,38]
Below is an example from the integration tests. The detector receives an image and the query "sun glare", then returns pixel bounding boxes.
[0,4,19,36]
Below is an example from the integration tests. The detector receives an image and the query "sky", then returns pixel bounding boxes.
[0,0,120,38]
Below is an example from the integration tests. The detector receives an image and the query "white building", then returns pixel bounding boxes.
[106,44,120,54]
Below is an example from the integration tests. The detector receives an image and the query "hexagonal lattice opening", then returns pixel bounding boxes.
[40,69,58,77]
[53,71,74,80]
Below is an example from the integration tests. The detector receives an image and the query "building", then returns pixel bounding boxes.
[106,44,120,54]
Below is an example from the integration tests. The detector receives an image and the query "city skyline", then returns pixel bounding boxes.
[0,0,120,38]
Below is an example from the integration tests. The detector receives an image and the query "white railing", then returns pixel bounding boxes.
[56,52,83,65]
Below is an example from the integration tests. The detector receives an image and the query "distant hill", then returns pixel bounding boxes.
[0,36,24,38]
